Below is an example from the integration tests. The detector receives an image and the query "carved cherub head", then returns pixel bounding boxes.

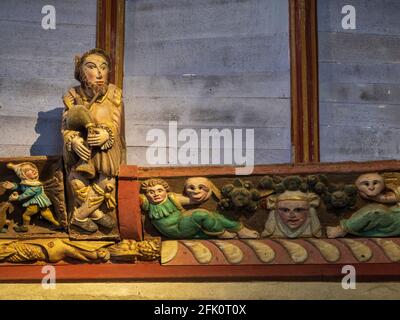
[276,199,310,230]
[75,48,111,97]
[355,173,385,198]
[7,162,40,182]
[263,190,322,238]
[183,177,221,203]
[274,191,320,229]
[141,178,170,204]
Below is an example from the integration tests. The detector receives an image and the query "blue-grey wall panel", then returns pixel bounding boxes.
[124,0,291,166]
[318,0,400,162]
[0,0,97,156]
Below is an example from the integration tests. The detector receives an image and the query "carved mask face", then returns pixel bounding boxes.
[184,178,212,203]
[356,173,385,197]
[145,184,168,204]
[81,53,109,96]
[276,200,310,230]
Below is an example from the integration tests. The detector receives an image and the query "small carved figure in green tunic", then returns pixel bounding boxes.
[327,172,400,238]
[3,162,60,233]
[140,178,259,239]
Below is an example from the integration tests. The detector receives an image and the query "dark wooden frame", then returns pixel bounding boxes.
[96,0,125,88]
[290,0,320,163]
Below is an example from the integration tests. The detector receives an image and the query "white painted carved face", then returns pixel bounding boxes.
[184,177,212,203]
[81,53,109,94]
[276,200,310,230]
[145,184,168,204]
[356,173,385,197]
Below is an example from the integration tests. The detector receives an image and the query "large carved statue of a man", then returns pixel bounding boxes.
[62,48,124,235]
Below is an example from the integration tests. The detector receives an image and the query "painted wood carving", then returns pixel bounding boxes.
[0,49,160,268]
[140,178,259,239]
[0,239,160,264]
[0,48,399,278]
[61,48,125,240]
[0,156,67,239]
[140,173,357,241]
[134,167,400,268]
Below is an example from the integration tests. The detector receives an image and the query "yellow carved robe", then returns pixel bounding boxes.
[62,84,124,177]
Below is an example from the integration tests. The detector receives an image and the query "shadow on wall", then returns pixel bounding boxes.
[31,108,63,156]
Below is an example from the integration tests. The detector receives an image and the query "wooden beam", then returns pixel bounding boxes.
[289,0,320,163]
[97,0,127,163]
[118,160,400,179]
[117,166,144,240]
[1,262,400,282]
[96,0,125,88]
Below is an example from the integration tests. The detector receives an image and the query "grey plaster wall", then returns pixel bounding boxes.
[123,0,291,166]
[318,0,400,162]
[0,0,97,156]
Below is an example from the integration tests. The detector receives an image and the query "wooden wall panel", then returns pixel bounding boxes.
[0,0,97,157]
[123,0,291,166]
[318,0,400,162]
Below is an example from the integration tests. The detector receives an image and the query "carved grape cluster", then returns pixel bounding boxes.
[258,174,358,210]
[219,179,261,213]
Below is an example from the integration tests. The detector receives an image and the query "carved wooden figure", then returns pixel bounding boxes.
[0,238,160,264]
[140,178,259,239]
[2,162,62,233]
[183,177,221,203]
[327,172,400,238]
[62,48,125,239]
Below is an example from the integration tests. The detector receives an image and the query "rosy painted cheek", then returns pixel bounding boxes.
[86,72,97,82]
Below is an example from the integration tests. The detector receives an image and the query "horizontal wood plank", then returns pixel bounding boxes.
[319,32,400,64]
[124,34,290,75]
[126,146,291,166]
[124,97,290,126]
[126,0,288,41]
[123,73,290,98]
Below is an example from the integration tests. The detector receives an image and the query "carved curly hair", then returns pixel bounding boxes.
[141,178,170,193]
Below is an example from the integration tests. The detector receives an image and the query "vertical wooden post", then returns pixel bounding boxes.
[97,0,126,164]
[117,166,144,240]
[289,0,320,163]
[96,0,125,89]
[97,0,132,238]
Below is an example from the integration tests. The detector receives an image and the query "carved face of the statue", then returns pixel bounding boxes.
[81,53,109,97]
[145,184,168,204]
[356,173,385,197]
[184,178,212,203]
[276,200,310,230]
